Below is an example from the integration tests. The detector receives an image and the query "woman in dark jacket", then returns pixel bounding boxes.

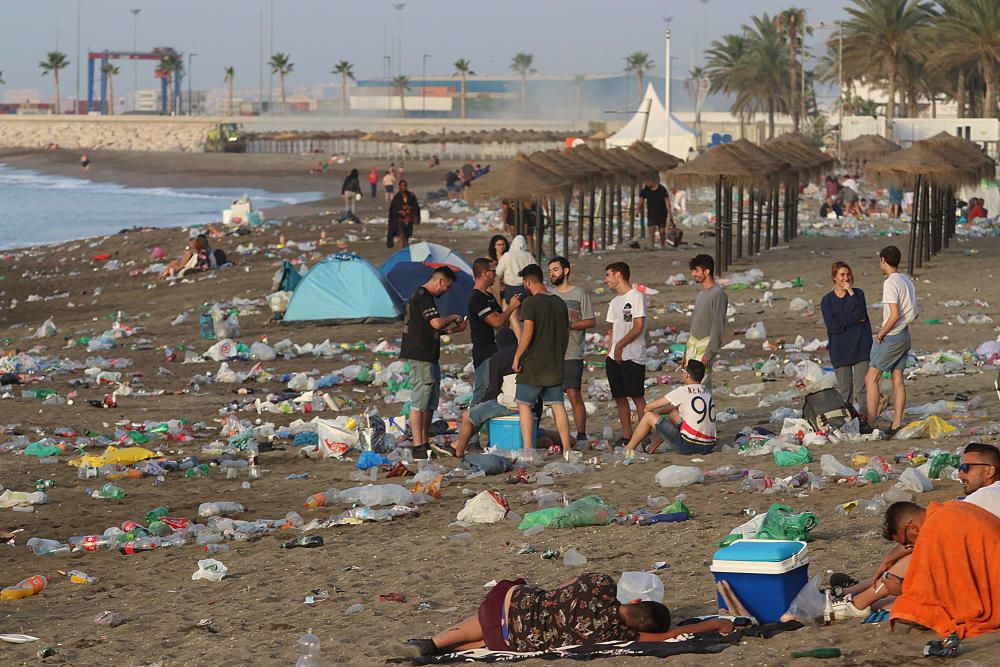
[820,261,872,411]
[387,179,420,248]
[342,168,361,216]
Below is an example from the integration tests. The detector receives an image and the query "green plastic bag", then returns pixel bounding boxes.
[548,496,615,529]
[774,447,813,466]
[24,441,63,457]
[660,499,691,516]
[755,503,818,542]
[518,507,563,530]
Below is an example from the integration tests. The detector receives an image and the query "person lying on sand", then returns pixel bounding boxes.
[160,234,215,279]
[400,572,734,657]
[830,443,1000,620]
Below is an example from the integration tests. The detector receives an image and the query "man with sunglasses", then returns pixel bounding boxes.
[830,443,1000,620]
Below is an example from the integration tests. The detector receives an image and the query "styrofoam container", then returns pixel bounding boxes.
[488,415,537,450]
[710,539,809,623]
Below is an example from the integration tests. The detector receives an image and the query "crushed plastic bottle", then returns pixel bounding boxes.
[295,629,322,667]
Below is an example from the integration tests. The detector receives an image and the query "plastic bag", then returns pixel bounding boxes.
[518,507,563,530]
[789,297,811,312]
[617,572,665,604]
[655,465,705,488]
[895,416,957,440]
[755,503,818,542]
[35,318,58,338]
[456,490,509,524]
[897,467,933,493]
[820,454,856,478]
[205,339,236,362]
[782,575,824,623]
[412,472,444,499]
[548,496,615,529]
[774,447,813,466]
[191,558,228,582]
[313,419,358,459]
[745,321,768,340]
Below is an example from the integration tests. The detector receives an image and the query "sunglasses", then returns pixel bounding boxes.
[959,462,992,473]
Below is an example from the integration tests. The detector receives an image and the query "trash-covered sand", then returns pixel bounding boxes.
[1,149,1000,665]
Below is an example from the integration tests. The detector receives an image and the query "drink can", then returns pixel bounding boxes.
[541,549,560,560]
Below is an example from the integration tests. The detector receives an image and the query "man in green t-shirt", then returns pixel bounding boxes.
[512,264,572,453]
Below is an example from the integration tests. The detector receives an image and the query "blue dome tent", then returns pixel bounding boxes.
[385,261,474,318]
[380,241,473,276]
[283,253,405,323]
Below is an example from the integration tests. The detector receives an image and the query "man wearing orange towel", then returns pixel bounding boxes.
[882,500,1000,638]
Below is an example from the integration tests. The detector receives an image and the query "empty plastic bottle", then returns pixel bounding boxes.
[1,575,48,600]
[197,501,245,518]
[304,489,340,508]
[281,535,324,549]
[202,544,230,554]
[117,537,162,555]
[26,538,70,556]
[66,570,98,585]
[91,483,126,499]
[295,630,322,667]
[69,535,114,552]
[196,532,223,546]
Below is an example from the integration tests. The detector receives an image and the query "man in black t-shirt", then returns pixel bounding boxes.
[400,266,468,459]
[637,176,678,250]
[468,257,521,403]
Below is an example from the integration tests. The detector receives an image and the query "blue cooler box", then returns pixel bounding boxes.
[710,539,809,623]
[488,415,537,450]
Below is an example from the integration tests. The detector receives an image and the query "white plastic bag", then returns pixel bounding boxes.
[35,318,58,338]
[655,465,704,488]
[250,341,276,361]
[745,321,767,340]
[789,297,811,312]
[191,558,228,582]
[456,490,509,524]
[897,467,933,493]
[820,454,856,478]
[314,418,359,459]
[617,572,665,604]
[205,338,236,362]
[782,575,824,623]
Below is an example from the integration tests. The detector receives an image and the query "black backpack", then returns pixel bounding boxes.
[802,388,858,432]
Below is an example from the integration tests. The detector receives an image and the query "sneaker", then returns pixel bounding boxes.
[411,444,431,460]
[429,442,458,458]
[828,572,859,597]
[882,426,900,440]
[831,596,870,620]
[399,639,440,657]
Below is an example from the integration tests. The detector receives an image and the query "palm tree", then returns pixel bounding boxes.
[269,52,294,114]
[729,14,790,139]
[572,74,586,120]
[775,8,809,130]
[223,66,235,116]
[0,70,5,86]
[392,75,410,118]
[157,54,182,115]
[453,58,474,119]
[706,34,752,133]
[39,51,70,114]
[624,51,655,103]
[332,60,354,116]
[840,0,935,131]
[100,63,119,115]
[930,0,1000,118]
[510,52,535,117]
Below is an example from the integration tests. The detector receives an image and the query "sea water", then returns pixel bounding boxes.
[0,164,322,250]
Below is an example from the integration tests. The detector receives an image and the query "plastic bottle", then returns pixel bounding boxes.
[94,611,125,627]
[304,489,340,508]
[69,535,114,552]
[26,538,70,556]
[295,630,322,667]
[117,537,162,555]
[66,570,99,585]
[202,544,230,554]
[197,501,246,518]
[196,532,223,546]
[91,483,126,499]
[792,648,842,659]
[1,575,49,600]
[281,535,324,549]
[199,313,216,340]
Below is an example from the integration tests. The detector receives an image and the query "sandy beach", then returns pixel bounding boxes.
[1,148,999,666]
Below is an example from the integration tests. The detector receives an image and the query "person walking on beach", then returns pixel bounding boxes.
[387,179,420,248]
[461,159,475,199]
[367,166,379,198]
[549,256,597,443]
[820,261,871,412]
[382,169,396,203]
[864,245,917,439]
[686,254,727,389]
[604,261,647,446]
[636,175,673,249]
[400,266,467,459]
[468,257,520,403]
[512,264,572,454]
[341,168,362,220]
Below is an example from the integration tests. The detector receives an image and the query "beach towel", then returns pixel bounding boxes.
[395,622,800,664]
[890,501,1000,639]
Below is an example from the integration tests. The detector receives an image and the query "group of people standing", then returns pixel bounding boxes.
[398,234,727,459]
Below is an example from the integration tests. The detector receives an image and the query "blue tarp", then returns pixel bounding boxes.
[380,241,473,276]
[283,253,405,323]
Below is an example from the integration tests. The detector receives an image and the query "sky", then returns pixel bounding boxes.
[1,0,848,99]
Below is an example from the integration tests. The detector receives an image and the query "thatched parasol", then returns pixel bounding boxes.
[626,141,683,171]
[527,149,599,188]
[469,153,569,201]
[666,143,773,187]
[923,132,996,181]
[606,147,660,179]
[864,140,979,189]
[841,134,900,162]
[766,133,836,180]
[729,139,792,183]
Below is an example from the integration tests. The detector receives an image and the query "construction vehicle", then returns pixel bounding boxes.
[205,123,247,153]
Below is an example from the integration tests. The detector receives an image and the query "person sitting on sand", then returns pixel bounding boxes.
[160,234,215,279]
[401,572,735,657]
[624,359,717,456]
[830,443,1000,620]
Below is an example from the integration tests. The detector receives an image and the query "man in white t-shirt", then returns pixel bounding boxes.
[604,261,647,446]
[960,442,1000,517]
[624,359,717,456]
[864,245,918,439]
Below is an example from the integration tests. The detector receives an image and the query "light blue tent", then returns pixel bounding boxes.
[283,253,405,323]
[380,241,473,276]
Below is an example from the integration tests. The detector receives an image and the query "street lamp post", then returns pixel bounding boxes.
[422,54,430,114]
[393,4,405,77]
[130,8,141,109]
[187,53,197,115]
[384,56,392,114]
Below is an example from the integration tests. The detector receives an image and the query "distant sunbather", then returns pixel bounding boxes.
[160,234,216,279]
